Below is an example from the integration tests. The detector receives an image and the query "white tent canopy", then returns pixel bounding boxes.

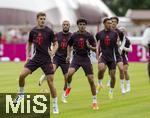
[0,0,56,12]
[0,0,115,25]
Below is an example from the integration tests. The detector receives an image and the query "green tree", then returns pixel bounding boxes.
[102,0,150,16]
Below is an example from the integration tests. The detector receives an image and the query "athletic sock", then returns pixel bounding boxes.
[19,87,24,93]
[53,97,58,105]
[98,79,103,85]
[92,95,97,103]
[67,83,71,88]
[109,88,113,93]
[126,80,130,89]
[120,80,125,89]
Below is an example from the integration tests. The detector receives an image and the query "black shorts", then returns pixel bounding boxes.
[98,56,116,70]
[70,55,93,75]
[25,57,54,75]
[122,55,128,65]
[115,49,123,63]
[53,56,69,74]
[116,54,123,63]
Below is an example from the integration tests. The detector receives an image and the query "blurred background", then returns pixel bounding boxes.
[0,0,149,62]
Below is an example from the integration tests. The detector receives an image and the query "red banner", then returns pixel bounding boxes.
[0,44,149,62]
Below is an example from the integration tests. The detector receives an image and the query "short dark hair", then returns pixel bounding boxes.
[103,17,110,24]
[110,17,119,23]
[77,18,87,25]
[37,12,46,19]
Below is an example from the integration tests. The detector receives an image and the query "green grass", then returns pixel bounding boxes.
[0,62,150,118]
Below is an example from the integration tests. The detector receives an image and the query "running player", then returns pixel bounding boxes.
[14,12,59,114]
[65,18,99,110]
[39,20,72,103]
[106,17,126,94]
[96,18,119,99]
[119,27,132,92]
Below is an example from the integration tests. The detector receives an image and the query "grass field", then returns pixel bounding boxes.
[0,62,150,118]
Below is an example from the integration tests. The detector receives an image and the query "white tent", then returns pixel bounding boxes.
[0,0,56,12]
[0,0,115,25]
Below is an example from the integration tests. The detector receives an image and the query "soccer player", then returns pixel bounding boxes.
[14,12,59,114]
[119,27,132,92]
[39,20,72,103]
[108,17,126,94]
[65,18,99,110]
[142,26,150,82]
[96,18,119,99]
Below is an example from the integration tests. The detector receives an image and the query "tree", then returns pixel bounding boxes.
[102,0,150,16]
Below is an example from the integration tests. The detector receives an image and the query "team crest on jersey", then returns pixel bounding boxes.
[61,38,67,49]
[78,38,85,48]
[104,35,110,46]
[36,32,44,46]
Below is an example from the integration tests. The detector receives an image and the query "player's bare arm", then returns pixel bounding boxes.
[26,42,32,63]
[48,40,58,58]
[66,45,72,63]
[123,45,132,52]
[52,40,58,55]
[86,40,96,52]
[96,40,101,60]
[119,36,126,51]
[117,36,123,55]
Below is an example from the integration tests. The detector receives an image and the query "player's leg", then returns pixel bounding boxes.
[46,74,57,97]
[97,58,107,89]
[108,61,116,99]
[60,63,69,91]
[38,58,58,86]
[41,62,59,114]
[63,73,68,91]
[109,70,116,88]
[109,69,116,99]
[96,62,106,94]
[60,63,69,103]
[38,74,47,86]
[13,67,32,104]
[65,56,80,97]
[65,66,78,97]
[14,60,38,104]
[61,73,68,103]
[117,61,125,94]
[46,74,59,114]
[124,64,130,92]
[82,59,99,110]
[87,74,99,110]
[19,68,31,88]
[107,69,111,87]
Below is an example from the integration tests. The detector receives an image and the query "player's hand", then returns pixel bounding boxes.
[96,53,99,60]
[118,41,122,46]
[86,40,91,48]
[25,57,30,64]
[99,52,102,58]
[66,56,70,63]
[48,48,55,59]
[118,48,123,55]
[96,52,102,60]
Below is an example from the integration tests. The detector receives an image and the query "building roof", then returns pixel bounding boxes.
[126,9,150,20]
[0,0,115,25]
